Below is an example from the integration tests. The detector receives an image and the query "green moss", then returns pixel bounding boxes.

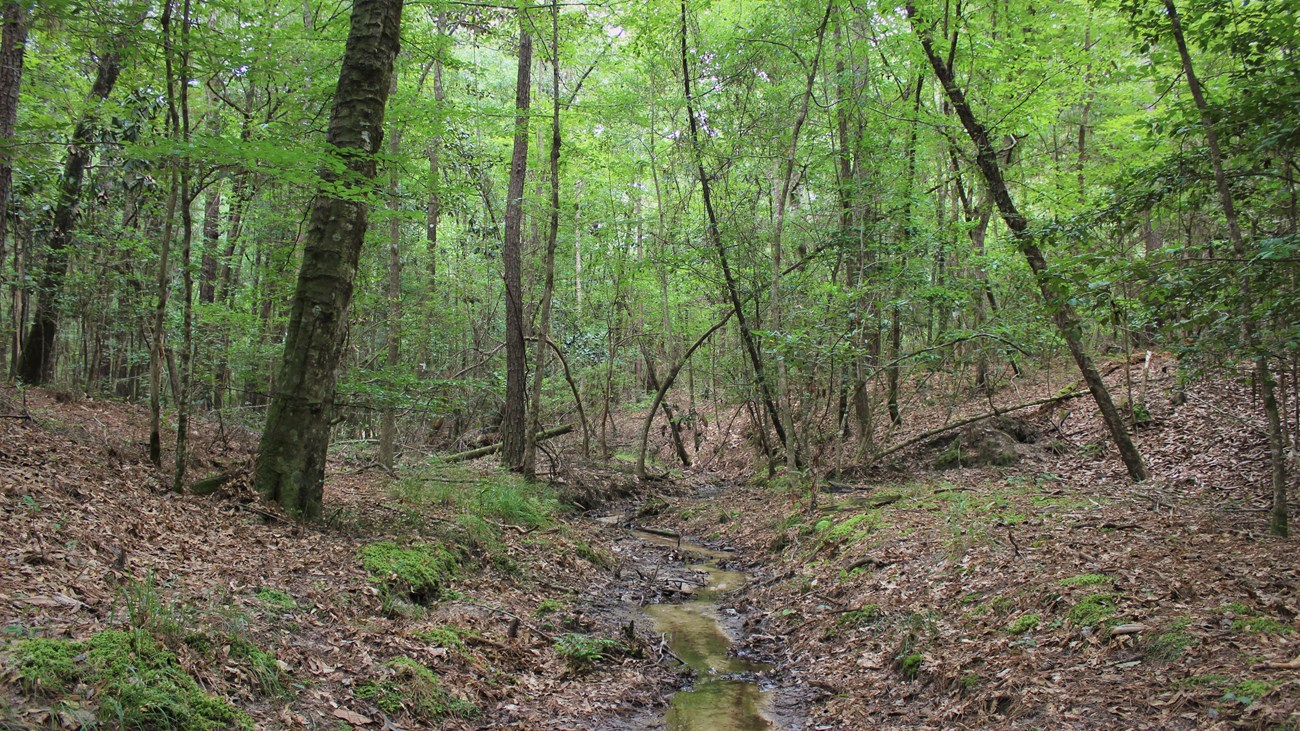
[1176,674,1231,689]
[1006,613,1040,634]
[1147,618,1195,661]
[355,656,477,722]
[1219,601,1252,614]
[10,637,80,694]
[1068,594,1117,626]
[253,587,298,611]
[837,605,882,628]
[573,541,612,568]
[414,624,473,652]
[1231,616,1293,635]
[900,653,924,679]
[1059,573,1111,587]
[1223,679,1275,705]
[534,598,566,617]
[360,541,459,603]
[960,673,979,690]
[554,633,623,672]
[10,630,251,730]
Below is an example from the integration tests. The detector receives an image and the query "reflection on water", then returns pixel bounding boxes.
[639,531,775,731]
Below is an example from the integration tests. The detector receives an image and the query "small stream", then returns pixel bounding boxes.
[634,530,776,731]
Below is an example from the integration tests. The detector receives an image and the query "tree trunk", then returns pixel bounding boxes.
[1163,0,1286,535]
[16,50,121,384]
[499,21,532,471]
[637,314,731,478]
[172,0,195,493]
[907,1,1148,482]
[0,2,26,374]
[254,0,403,520]
[523,6,561,480]
[379,106,402,472]
[769,0,832,470]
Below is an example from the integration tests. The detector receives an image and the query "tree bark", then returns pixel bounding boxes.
[907,1,1148,482]
[523,6,561,480]
[379,103,402,472]
[254,0,403,520]
[16,50,121,384]
[172,0,195,493]
[499,21,532,471]
[0,2,26,374]
[1163,0,1287,535]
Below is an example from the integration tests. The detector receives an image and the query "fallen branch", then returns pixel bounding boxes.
[868,389,1085,463]
[444,424,573,463]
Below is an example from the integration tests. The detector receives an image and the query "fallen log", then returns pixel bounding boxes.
[869,389,1085,463]
[444,424,573,463]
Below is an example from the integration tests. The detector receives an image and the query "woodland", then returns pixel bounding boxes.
[0,0,1298,729]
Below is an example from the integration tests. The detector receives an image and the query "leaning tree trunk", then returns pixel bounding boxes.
[907,1,1148,482]
[499,21,532,471]
[1164,0,1287,536]
[16,50,121,384]
[254,0,403,519]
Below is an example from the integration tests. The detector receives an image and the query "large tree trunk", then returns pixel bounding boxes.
[254,0,403,519]
[907,1,1147,482]
[16,50,121,384]
[0,2,26,374]
[499,21,531,470]
[522,7,561,480]
[1163,0,1287,535]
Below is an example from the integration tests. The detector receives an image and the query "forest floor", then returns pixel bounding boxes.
[1,352,1298,730]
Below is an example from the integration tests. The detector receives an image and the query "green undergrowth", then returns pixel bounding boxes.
[356,656,477,722]
[554,633,627,672]
[360,540,460,605]
[7,629,252,730]
[395,464,562,530]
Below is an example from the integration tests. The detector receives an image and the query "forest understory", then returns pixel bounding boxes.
[1,353,1297,731]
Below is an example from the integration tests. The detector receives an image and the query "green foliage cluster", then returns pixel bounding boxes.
[9,630,252,730]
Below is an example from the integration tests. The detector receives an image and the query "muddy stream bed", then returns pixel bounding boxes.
[631,529,779,731]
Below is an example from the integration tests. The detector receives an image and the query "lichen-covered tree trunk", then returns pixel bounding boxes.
[908,1,1148,482]
[16,51,120,385]
[254,0,403,519]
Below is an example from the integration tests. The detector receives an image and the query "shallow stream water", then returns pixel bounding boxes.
[634,530,775,731]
